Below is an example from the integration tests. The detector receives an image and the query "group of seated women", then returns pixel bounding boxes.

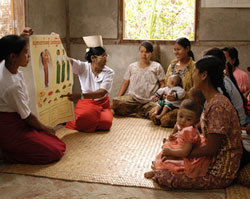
[1,27,250,189]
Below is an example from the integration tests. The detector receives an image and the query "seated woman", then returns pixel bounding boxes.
[222,47,250,95]
[66,36,114,133]
[112,41,165,118]
[204,48,248,127]
[152,56,242,189]
[0,33,66,164]
[149,37,195,127]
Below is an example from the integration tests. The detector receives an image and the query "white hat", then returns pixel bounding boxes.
[82,35,103,48]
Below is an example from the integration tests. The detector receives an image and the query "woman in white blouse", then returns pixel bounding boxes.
[112,41,165,118]
[0,33,66,164]
[65,46,115,132]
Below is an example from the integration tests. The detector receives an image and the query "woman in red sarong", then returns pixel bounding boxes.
[0,32,66,164]
[65,36,114,133]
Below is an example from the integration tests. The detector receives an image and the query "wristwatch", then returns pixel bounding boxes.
[80,93,84,100]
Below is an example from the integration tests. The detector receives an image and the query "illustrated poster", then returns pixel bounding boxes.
[29,35,74,126]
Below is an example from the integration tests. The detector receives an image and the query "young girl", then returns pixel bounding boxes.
[152,74,186,119]
[145,99,210,179]
[0,35,66,164]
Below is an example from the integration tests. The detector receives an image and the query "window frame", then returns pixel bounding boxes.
[119,0,197,44]
[12,0,26,35]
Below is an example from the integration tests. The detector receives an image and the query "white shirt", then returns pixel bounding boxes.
[124,61,165,103]
[156,86,186,107]
[0,61,31,119]
[72,59,114,100]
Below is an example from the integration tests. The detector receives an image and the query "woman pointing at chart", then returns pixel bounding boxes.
[65,35,115,133]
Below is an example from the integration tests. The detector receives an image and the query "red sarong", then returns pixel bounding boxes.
[0,112,66,164]
[66,96,113,132]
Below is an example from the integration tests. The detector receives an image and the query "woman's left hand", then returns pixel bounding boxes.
[151,95,160,102]
[162,148,171,156]
[43,126,56,135]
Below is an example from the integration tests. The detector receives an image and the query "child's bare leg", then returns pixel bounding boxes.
[155,106,170,119]
[152,106,161,117]
[144,170,155,179]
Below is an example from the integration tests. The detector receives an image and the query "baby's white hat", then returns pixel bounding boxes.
[82,35,103,48]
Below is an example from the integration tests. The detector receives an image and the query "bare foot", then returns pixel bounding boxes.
[155,115,162,119]
[151,112,157,117]
[144,170,155,179]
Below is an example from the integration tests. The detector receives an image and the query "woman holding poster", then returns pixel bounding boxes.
[0,32,66,164]
[65,35,114,133]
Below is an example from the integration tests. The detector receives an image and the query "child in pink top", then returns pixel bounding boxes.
[145,99,210,179]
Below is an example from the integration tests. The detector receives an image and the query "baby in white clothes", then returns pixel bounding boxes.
[152,75,186,119]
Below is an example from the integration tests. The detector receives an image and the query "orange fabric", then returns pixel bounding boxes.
[66,96,113,132]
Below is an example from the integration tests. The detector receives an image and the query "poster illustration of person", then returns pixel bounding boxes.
[40,49,51,87]
[29,35,74,126]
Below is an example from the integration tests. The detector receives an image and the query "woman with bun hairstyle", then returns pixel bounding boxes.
[65,42,115,133]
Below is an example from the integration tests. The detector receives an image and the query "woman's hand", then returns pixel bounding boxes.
[20,27,33,38]
[151,95,160,102]
[43,126,56,135]
[168,133,178,141]
[64,93,81,102]
[166,93,176,101]
[50,32,59,36]
[161,148,177,161]
[162,148,172,156]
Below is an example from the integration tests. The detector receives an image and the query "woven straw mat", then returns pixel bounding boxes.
[0,117,172,189]
[1,116,249,197]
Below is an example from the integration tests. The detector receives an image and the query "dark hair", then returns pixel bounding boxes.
[204,48,247,110]
[204,48,239,87]
[175,37,195,60]
[203,48,226,69]
[196,56,230,100]
[180,99,202,118]
[139,41,153,53]
[85,46,106,63]
[0,35,27,62]
[221,47,239,67]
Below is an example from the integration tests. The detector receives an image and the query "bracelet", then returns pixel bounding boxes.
[80,93,84,100]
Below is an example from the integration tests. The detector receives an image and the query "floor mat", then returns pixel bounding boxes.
[0,117,171,189]
[0,116,249,198]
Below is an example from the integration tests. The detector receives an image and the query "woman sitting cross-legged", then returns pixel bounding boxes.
[112,41,165,118]
[150,56,242,189]
[149,37,195,127]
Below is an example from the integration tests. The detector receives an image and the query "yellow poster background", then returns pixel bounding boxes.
[29,35,74,126]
